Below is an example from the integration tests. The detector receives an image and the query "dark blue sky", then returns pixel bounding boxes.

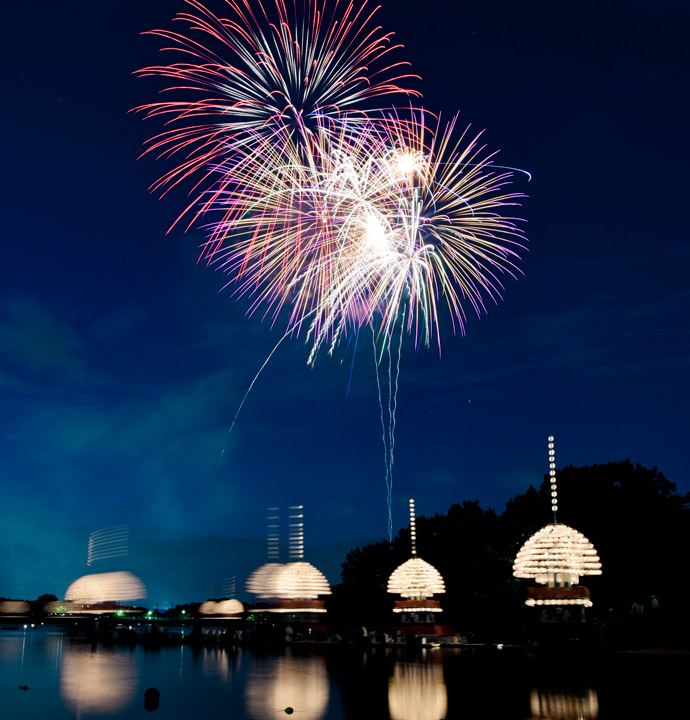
[1,0,688,606]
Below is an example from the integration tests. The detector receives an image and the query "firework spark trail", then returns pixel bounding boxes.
[391,303,404,485]
[381,305,405,542]
[386,331,394,540]
[135,0,419,238]
[221,328,291,455]
[372,326,393,541]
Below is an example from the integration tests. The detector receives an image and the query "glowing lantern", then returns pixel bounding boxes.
[273,561,331,600]
[246,506,331,612]
[0,600,31,614]
[513,437,602,607]
[246,563,284,598]
[199,599,244,616]
[388,499,445,612]
[65,571,146,605]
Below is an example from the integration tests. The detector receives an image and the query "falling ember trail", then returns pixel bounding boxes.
[220,331,291,459]
[373,331,392,540]
[373,310,405,542]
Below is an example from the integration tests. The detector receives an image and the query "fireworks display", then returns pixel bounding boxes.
[135,0,419,229]
[138,0,528,539]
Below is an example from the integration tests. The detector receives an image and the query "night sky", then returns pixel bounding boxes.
[2,0,688,606]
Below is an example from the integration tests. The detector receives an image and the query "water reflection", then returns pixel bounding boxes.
[388,661,448,720]
[201,646,231,681]
[3,627,682,720]
[530,688,599,719]
[60,644,137,715]
[245,653,329,719]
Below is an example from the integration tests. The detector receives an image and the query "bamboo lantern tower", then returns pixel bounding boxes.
[513,436,602,608]
[246,506,331,613]
[270,505,331,613]
[388,499,445,613]
[246,506,283,598]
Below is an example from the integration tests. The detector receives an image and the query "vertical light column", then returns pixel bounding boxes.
[267,507,280,561]
[548,436,558,523]
[222,576,236,599]
[409,498,417,556]
[87,525,129,567]
[289,505,305,561]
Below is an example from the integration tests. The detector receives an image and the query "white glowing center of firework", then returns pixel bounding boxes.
[362,215,389,253]
[392,150,423,178]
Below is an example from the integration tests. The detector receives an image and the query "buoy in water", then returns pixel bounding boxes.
[144,687,160,711]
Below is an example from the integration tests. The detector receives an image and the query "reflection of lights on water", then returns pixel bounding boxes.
[245,655,329,720]
[530,688,599,719]
[60,645,137,715]
[202,648,230,682]
[388,662,447,720]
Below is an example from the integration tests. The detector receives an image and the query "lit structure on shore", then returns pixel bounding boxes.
[246,506,331,614]
[246,507,282,598]
[0,600,31,615]
[63,571,147,612]
[199,599,244,617]
[388,499,445,614]
[57,526,146,614]
[513,436,602,609]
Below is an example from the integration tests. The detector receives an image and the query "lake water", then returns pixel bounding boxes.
[1,625,687,719]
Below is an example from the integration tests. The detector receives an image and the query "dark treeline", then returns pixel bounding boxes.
[328,462,690,641]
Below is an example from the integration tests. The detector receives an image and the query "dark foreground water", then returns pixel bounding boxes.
[1,625,688,719]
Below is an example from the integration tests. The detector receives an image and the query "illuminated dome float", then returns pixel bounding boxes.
[199,598,244,618]
[388,499,445,623]
[62,571,147,614]
[246,506,331,616]
[52,525,147,615]
[513,437,602,620]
